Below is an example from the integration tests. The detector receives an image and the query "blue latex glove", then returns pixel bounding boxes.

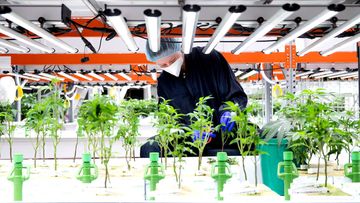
[192,130,216,142]
[220,111,235,132]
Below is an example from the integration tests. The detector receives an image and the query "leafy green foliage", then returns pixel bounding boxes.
[224,101,265,184]
[77,94,119,188]
[185,96,216,171]
[21,93,36,119]
[0,103,16,162]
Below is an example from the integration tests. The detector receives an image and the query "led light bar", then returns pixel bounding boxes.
[74,72,93,81]
[0,6,77,53]
[234,70,244,77]
[263,4,345,54]
[7,73,40,81]
[58,72,80,82]
[24,73,52,81]
[232,3,300,55]
[240,70,258,80]
[341,73,358,79]
[295,70,313,77]
[118,72,132,81]
[329,71,357,79]
[203,5,246,54]
[182,4,201,54]
[144,9,161,52]
[298,13,360,56]
[314,70,348,79]
[88,72,105,81]
[104,9,139,52]
[0,37,27,52]
[104,73,119,81]
[39,72,65,81]
[0,24,53,53]
[320,32,360,56]
[309,70,334,78]
[81,0,99,16]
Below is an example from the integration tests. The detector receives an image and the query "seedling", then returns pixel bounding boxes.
[0,103,16,162]
[78,95,119,188]
[186,96,216,171]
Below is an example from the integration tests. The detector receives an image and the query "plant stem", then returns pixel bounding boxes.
[42,130,46,162]
[198,151,203,171]
[73,134,79,163]
[254,155,257,186]
[316,155,321,181]
[242,156,247,181]
[173,157,178,182]
[178,158,182,189]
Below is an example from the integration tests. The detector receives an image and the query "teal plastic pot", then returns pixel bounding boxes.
[258,138,288,196]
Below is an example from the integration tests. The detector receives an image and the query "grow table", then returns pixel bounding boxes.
[0,157,359,202]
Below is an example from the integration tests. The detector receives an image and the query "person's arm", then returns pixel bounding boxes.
[208,49,248,114]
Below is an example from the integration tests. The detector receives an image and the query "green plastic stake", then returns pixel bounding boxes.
[76,153,98,183]
[7,154,30,201]
[144,152,165,200]
[277,151,299,201]
[344,151,360,182]
[211,152,232,201]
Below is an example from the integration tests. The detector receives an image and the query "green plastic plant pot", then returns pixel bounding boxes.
[14,154,24,163]
[258,138,288,196]
[352,151,360,161]
[82,153,91,162]
[149,152,159,162]
[283,151,293,161]
[217,152,228,162]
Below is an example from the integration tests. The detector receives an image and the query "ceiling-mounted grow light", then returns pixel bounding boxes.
[234,70,244,77]
[24,73,52,81]
[203,5,247,54]
[0,37,27,52]
[81,0,99,16]
[309,70,334,78]
[104,8,139,52]
[320,32,360,56]
[0,24,53,53]
[144,9,161,52]
[263,4,345,54]
[74,72,93,81]
[88,72,105,81]
[182,4,201,54]
[240,69,258,80]
[104,73,119,81]
[118,72,132,81]
[39,73,65,81]
[58,72,80,82]
[329,71,357,79]
[314,70,349,79]
[0,6,77,53]
[298,13,360,56]
[295,70,314,77]
[7,73,40,81]
[232,3,300,55]
[341,73,358,79]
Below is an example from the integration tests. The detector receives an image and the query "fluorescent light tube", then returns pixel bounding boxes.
[203,5,247,54]
[232,3,300,55]
[0,24,53,53]
[24,73,52,81]
[0,6,77,53]
[296,70,313,77]
[88,72,105,81]
[263,4,345,54]
[104,73,119,81]
[118,72,132,81]
[309,70,333,77]
[74,72,93,81]
[104,9,139,52]
[341,73,358,79]
[330,71,357,79]
[7,73,40,81]
[235,70,244,77]
[298,13,360,56]
[0,37,28,52]
[58,72,80,82]
[182,4,201,54]
[320,32,360,56]
[240,70,257,80]
[39,72,65,81]
[144,9,161,52]
[314,70,348,79]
